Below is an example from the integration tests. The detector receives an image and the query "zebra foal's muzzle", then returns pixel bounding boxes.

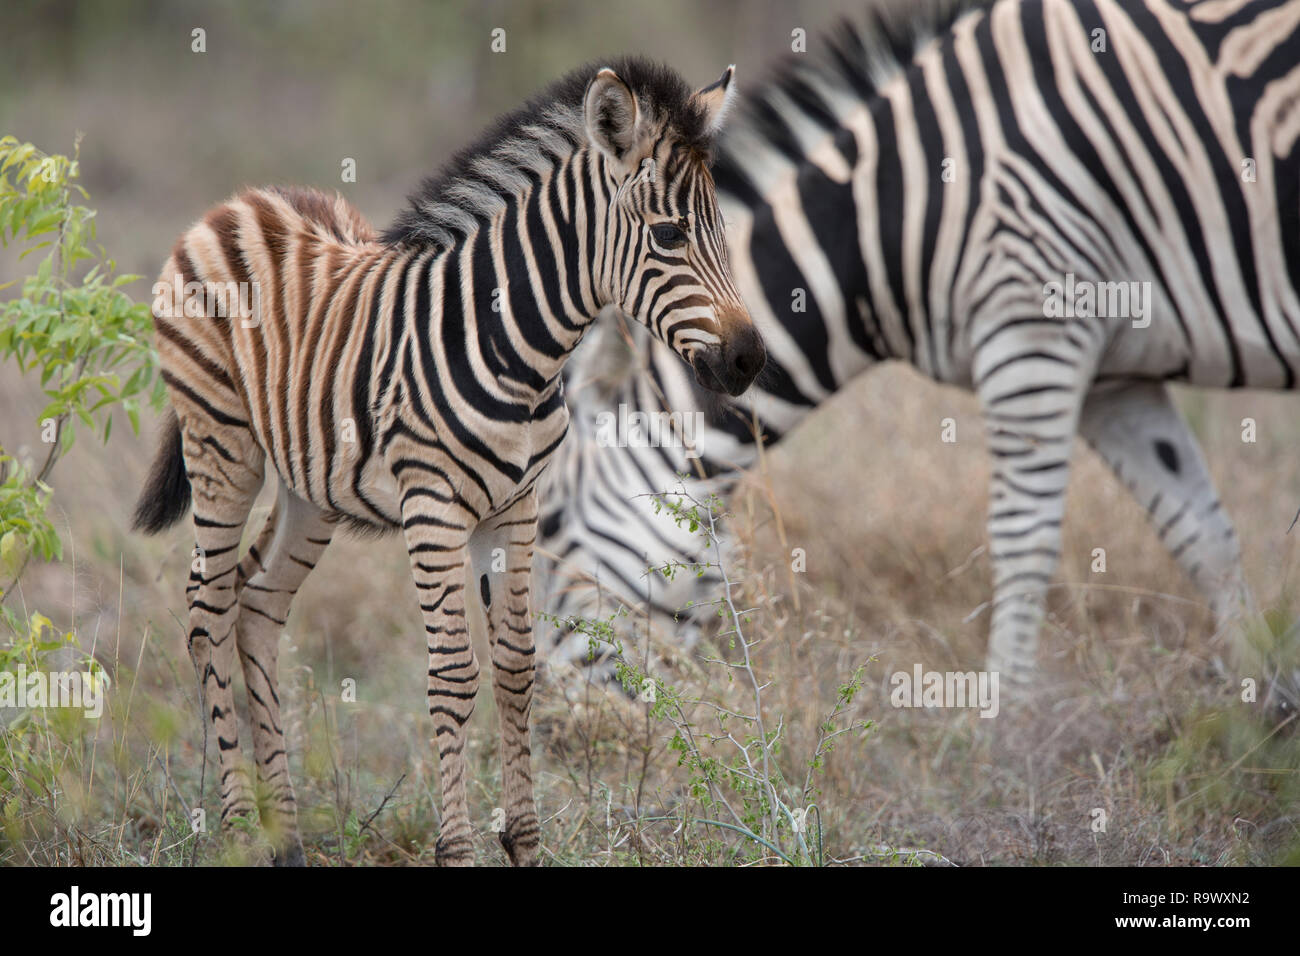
[692,309,765,396]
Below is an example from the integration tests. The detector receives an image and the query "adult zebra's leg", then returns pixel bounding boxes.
[976,338,1089,686]
[233,479,335,866]
[1076,382,1278,694]
[470,489,541,866]
[400,481,477,866]
[180,420,265,845]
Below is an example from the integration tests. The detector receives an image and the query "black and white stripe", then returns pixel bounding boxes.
[537,0,1300,705]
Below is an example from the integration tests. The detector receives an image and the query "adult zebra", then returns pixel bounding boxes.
[536,0,1300,705]
[131,58,764,866]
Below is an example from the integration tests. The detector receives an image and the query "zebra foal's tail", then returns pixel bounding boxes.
[132,407,191,534]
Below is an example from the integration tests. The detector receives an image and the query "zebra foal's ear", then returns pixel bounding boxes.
[689,65,737,135]
[584,68,647,169]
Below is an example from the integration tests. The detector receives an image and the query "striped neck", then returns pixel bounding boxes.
[409,145,619,400]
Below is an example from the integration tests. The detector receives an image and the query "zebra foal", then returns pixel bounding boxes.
[132,58,763,866]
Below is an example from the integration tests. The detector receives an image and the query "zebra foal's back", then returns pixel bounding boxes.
[146,186,395,530]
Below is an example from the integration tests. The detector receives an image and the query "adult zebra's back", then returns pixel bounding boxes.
[132,58,765,866]
[537,0,1300,704]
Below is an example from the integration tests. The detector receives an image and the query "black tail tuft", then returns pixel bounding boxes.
[132,409,192,534]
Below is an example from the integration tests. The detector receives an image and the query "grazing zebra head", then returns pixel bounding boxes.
[580,63,765,397]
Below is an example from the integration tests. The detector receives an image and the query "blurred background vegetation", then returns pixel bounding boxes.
[0,0,859,282]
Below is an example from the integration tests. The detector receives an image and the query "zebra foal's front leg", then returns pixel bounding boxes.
[470,489,541,866]
[400,480,479,866]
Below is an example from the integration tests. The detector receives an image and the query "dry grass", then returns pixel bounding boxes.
[2,361,1297,866]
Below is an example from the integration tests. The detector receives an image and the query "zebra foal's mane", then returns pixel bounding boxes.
[383,55,722,250]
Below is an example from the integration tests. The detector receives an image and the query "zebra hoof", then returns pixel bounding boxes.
[219,826,274,866]
[434,835,474,867]
[271,840,307,867]
[499,825,540,866]
[1262,674,1300,728]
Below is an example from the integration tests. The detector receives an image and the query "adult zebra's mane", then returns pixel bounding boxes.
[383,55,718,250]
[717,0,991,179]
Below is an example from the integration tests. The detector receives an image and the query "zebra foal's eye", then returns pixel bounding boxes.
[650,222,687,248]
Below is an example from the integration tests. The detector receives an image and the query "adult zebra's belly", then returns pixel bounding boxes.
[1100,307,1300,390]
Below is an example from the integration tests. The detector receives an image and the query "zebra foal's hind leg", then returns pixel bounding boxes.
[470,489,541,866]
[179,418,266,851]
[233,479,335,866]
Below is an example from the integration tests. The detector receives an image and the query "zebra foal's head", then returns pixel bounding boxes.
[584,62,764,397]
